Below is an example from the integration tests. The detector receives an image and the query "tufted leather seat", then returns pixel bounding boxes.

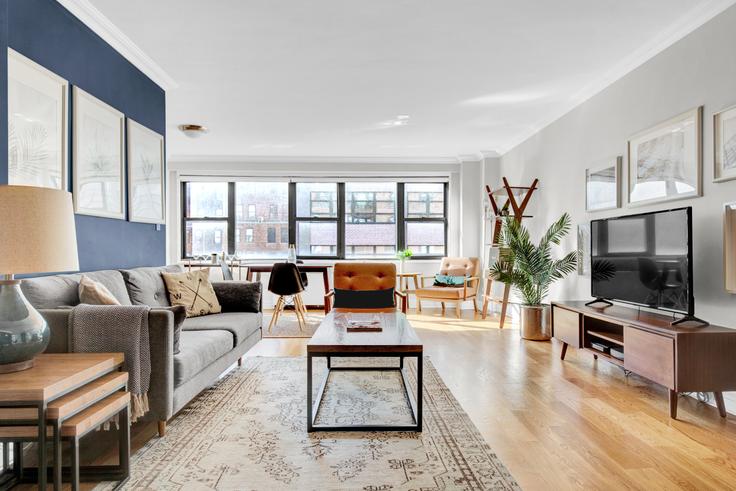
[415,257,481,318]
[325,263,407,313]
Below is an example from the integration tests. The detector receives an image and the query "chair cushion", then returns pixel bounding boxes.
[120,265,184,307]
[174,330,233,388]
[182,312,262,347]
[333,288,395,309]
[416,285,477,299]
[439,257,481,277]
[162,269,222,317]
[21,270,132,309]
[333,263,396,291]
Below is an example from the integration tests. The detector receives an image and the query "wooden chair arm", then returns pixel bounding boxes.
[324,290,335,314]
[463,276,480,298]
[419,274,435,288]
[394,290,408,313]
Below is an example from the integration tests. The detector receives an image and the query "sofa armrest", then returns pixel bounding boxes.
[147,309,175,422]
[39,308,73,353]
[211,281,262,313]
[41,307,175,423]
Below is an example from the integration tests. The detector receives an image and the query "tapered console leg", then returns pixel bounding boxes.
[158,420,167,437]
[714,392,728,418]
[669,390,678,419]
[560,342,568,360]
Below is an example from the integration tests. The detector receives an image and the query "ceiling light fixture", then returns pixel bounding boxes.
[178,124,209,138]
[381,115,410,127]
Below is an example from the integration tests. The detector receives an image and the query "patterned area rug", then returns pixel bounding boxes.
[262,311,322,338]
[101,357,519,490]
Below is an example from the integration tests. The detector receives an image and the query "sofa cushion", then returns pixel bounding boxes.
[22,270,132,309]
[174,330,233,388]
[121,265,184,307]
[79,275,121,305]
[182,312,262,347]
[162,269,222,317]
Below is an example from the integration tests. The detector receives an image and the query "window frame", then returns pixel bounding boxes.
[181,180,448,260]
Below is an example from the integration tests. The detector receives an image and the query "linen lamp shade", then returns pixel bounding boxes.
[0,185,79,275]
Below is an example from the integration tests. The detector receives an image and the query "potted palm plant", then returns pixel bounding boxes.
[490,213,578,340]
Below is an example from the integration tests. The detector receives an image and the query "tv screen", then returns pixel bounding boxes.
[591,207,693,315]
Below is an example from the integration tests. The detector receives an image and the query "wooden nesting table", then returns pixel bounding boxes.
[0,353,130,490]
[306,311,423,432]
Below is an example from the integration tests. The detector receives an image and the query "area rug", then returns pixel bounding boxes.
[101,357,519,490]
[262,311,322,338]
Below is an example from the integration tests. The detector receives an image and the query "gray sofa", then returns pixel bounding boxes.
[21,264,262,437]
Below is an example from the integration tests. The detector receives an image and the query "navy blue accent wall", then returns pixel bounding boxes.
[0,0,8,182]
[2,0,166,271]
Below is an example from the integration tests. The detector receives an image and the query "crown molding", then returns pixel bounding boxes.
[497,0,736,155]
[56,0,178,90]
[457,153,484,163]
[169,154,461,165]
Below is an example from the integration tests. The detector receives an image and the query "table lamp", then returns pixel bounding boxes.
[0,185,79,373]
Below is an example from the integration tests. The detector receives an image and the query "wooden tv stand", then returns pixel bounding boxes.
[552,301,736,419]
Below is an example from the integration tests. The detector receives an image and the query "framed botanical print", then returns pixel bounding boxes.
[628,107,702,206]
[72,87,125,219]
[585,156,621,211]
[714,105,736,183]
[127,119,165,224]
[7,49,68,189]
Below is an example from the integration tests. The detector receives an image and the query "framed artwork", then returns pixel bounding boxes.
[585,156,621,211]
[714,105,736,183]
[7,49,68,189]
[577,222,591,276]
[72,87,125,219]
[127,119,165,224]
[628,107,702,206]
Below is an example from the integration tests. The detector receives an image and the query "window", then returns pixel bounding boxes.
[345,182,396,258]
[182,180,447,259]
[404,183,446,256]
[295,183,338,258]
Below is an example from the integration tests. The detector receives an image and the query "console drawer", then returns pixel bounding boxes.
[624,326,674,388]
[552,306,581,347]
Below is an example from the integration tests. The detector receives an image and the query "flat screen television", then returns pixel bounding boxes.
[590,207,693,316]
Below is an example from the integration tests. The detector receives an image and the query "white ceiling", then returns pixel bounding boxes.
[86,0,731,160]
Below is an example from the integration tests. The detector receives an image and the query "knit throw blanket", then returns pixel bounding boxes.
[70,304,151,421]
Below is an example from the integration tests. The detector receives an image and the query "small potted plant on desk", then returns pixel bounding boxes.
[489,213,578,340]
[396,249,413,274]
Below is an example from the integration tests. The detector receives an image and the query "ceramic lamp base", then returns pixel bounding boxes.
[0,359,34,373]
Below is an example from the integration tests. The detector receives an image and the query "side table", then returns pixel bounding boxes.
[396,272,420,309]
[0,353,129,490]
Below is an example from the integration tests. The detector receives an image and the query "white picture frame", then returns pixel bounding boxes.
[714,105,736,183]
[585,156,621,212]
[7,49,68,190]
[72,87,125,219]
[628,107,702,207]
[127,119,165,224]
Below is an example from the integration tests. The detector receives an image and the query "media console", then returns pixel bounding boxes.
[552,301,736,419]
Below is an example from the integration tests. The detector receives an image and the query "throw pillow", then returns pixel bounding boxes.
[333,288,395,309]
[433,274,467,287]
[78,275,121,305]
[152,305,186,354]
[162,269,222,317]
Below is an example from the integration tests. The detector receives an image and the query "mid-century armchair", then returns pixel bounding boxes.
[415,257,481,317]
[324,263,407,314]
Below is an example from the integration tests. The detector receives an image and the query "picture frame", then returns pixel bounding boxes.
[585,156,621,212]
[714,105,736,183]
[72,87,125,219]
[127,119,165,224]
[7,49,68,190]
[628,107,702,207]
[577,222,591,276]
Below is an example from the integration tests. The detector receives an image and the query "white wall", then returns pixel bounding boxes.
[500,4,736,327]
[166,157,486,309]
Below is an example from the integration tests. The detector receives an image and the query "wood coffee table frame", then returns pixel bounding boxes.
[306,311,423,432]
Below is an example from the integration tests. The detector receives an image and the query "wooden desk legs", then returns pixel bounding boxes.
[560,342,568,360]
[669,390,679,419]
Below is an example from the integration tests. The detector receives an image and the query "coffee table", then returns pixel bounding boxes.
[306,311,423,432]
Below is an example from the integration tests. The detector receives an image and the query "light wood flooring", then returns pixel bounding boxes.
[22,308,736,489]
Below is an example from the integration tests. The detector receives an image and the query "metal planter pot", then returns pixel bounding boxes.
[519,304,551,341]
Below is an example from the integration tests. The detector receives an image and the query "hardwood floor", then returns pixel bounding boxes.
[20,308,736,489]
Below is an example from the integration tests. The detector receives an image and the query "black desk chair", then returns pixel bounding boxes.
[267,262,307,332]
